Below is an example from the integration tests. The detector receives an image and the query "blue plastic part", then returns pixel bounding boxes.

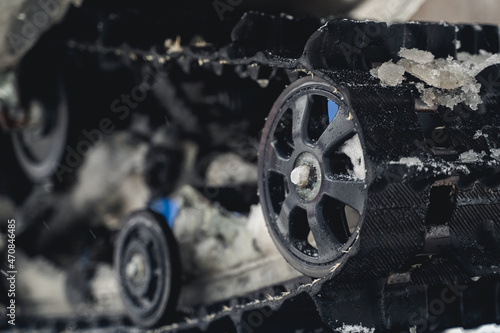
[149,198,180,228]
[328,100,339,123]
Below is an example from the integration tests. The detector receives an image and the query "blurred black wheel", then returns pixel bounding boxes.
[11,78,69,183]
[115,210,181,328]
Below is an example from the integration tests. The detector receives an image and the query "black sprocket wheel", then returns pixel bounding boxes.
[258,77,369,277]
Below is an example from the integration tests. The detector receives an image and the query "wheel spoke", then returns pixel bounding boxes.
[292,94,310,145]
[306,205,340,257]
[275,194,296,237]
[266,142,291,175]
[317,106,355,151]
[138,295,153,310]
[26,130,37,146]
[322,178,366,212]
[136,227,148,242]
[136,229,153,248]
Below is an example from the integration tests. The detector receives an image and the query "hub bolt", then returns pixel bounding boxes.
[291,164,311,188]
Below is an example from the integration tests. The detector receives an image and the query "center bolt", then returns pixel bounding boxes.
[291,164,311,188]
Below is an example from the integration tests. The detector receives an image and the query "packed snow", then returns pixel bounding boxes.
[340,134,366,180]
[459,150,486,163]
[397,157,425,167]
[338,324,374,333]
[373,62,406,86]
[445,324,500,333]
[473,130,488,139]
[491,148,500,161]
[398,47,435,64]
[370,48,500,110]
[389,156,471,175]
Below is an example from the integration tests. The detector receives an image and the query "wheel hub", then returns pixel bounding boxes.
[292,152,322,201]
[123,240,153,298]
[126,253,147,282]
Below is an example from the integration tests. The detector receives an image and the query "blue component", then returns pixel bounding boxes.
[328,100,339,123]
[149,198,180,228]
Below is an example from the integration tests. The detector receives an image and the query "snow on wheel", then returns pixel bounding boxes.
[115,210,181,328]
[258,77,368,278]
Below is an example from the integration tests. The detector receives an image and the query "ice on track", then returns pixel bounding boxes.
[340,134,366,180]
[415,81,482,111]
[491,148,500,161]
[473,130,488,139]
[389,156,470,175]
[398,157,425,167]
[390,157,425,172]
[370,48,500,110]
[398,48,435,64]
[339,324,374,333]
[459,150,486,163]
[370,62,405,86]
[399,57,474,90]
[445,324,500,333]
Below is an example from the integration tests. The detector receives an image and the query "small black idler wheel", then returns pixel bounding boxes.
[115,210,181,328]
[258,77,368,277]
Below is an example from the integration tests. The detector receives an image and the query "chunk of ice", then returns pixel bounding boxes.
[398,157,424,166]
[491,148,500,161]
[416,82,483,110]
[370,62,405,86]
[398,48,435,64]
[459,150,486,163]
[473,130,488,139]
[370,48,500,110]
[340,324,375,333]
[398,58,474,89]
[470,53,500,76]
